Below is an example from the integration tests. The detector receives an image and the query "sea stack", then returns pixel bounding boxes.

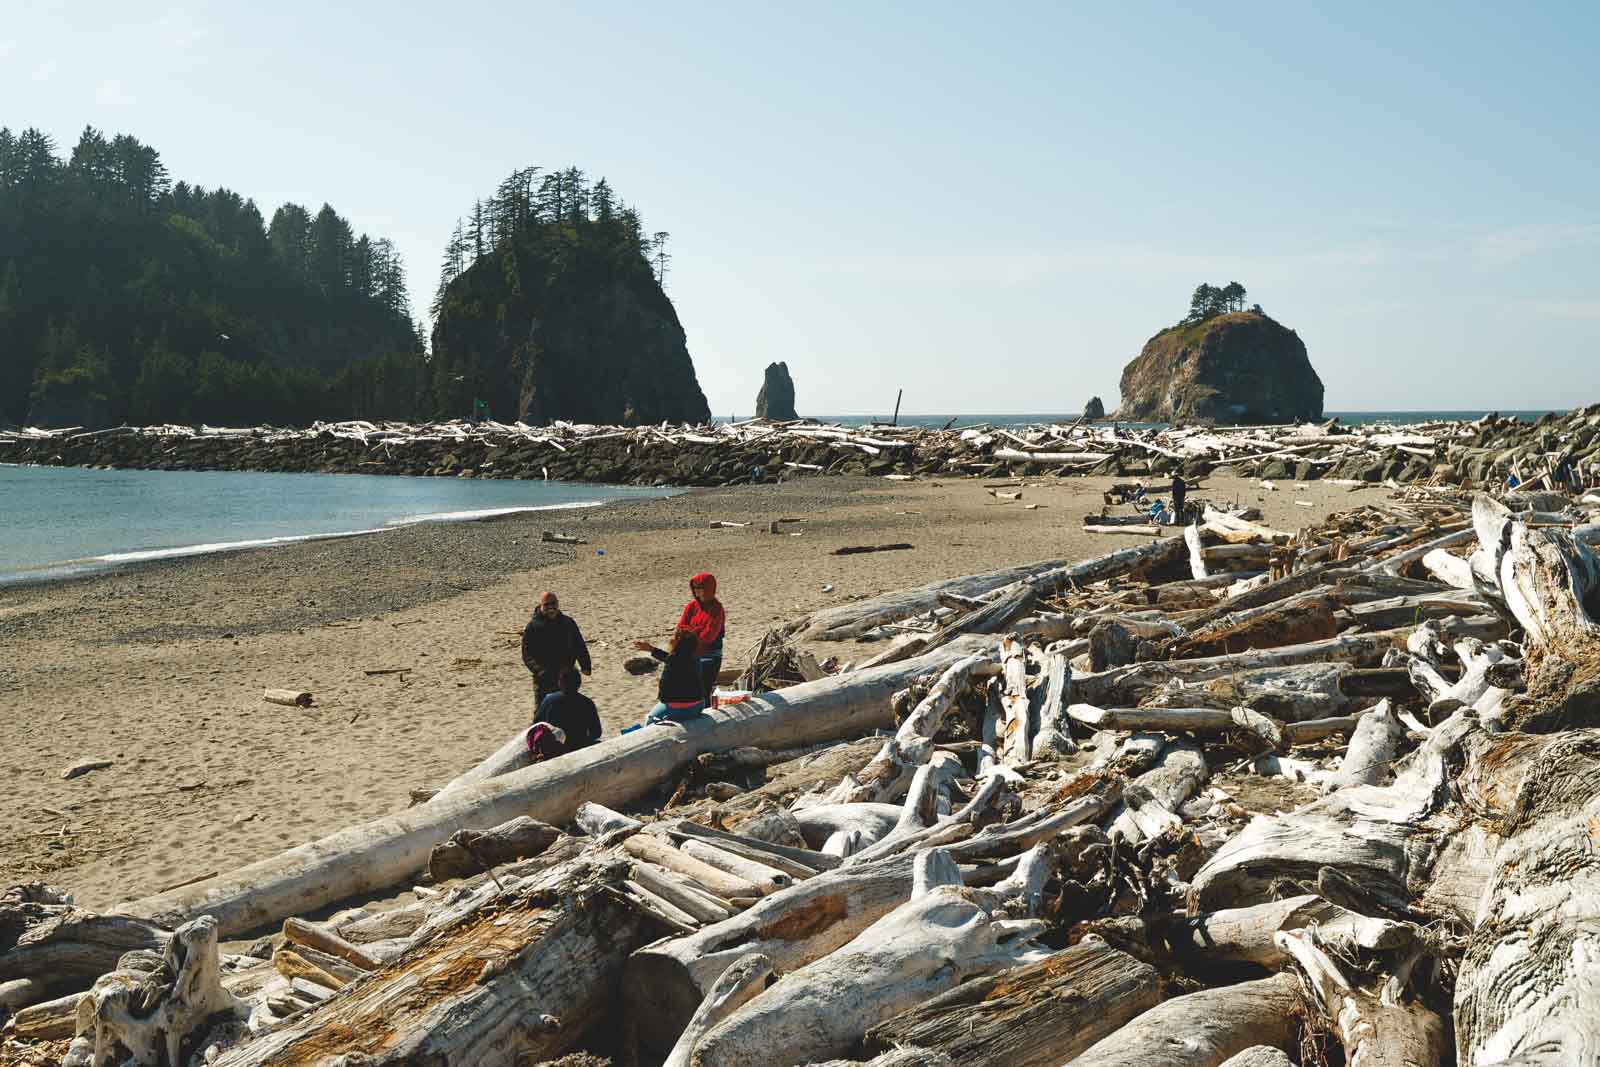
[755,361,798,420]
[1116,310,1323,425]
[1083,396,1106,420]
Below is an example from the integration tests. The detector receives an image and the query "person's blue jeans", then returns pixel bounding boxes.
[645,700,704,724]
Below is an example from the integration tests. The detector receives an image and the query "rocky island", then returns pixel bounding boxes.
[429,167,711,426]
[1116,283,1323,425]
[755,361,798,420]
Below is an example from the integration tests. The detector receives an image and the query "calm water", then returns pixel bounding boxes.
[720,409,1558,429]
[0,466,674,586]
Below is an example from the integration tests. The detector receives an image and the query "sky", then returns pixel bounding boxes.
[5,1,1598,416]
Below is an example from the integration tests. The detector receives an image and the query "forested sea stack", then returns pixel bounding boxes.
[1116,283,1324,425]
[755,362,798,420]
[429,166,711,426]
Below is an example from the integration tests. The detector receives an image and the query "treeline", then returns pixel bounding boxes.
[1183,281,1262,324]
[0,126,426,428]
[428,164,675,418]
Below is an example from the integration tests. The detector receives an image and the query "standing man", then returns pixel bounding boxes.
[1171,474,1188,524]
[521,591,592,705]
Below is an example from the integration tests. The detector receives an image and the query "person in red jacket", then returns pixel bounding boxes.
[636,572,725,706]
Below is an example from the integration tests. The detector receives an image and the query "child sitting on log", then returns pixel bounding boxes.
[627,628,708,728]
[528,667,602,757]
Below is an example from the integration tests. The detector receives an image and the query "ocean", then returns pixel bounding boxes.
[0,466,674,586]
[724,410,1558,429]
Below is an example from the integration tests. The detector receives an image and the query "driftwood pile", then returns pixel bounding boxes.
[6,486,1600,1065]
[8,406,1600,490]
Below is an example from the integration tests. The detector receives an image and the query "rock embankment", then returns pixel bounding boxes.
[5,407,1598,490]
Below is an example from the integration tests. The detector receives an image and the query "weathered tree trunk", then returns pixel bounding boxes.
[861,936,1162,1067]
[0,884,169,993]
[997,636,1031,763]
[427,817,563,882]
[1454,730,1600,1064]
[1217,1049,1295,1067]
[790,559,1068,641]
[117,643,986,938]
[686,850,1049,1067]
[662,953,773,1067]
[625,854,918,1053]
[1028,649,1075,757]
[1064,972,1302,1067]
[848,652,995,802]
[1160,893,1413,969]
[213,858,647,1067]
[1277,927,1447,1067]
[69,915,244,1067]
[1165,594,1340,659]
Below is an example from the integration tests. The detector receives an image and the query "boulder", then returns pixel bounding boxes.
[756,362,798,420]
[1083,396,1107,420]
[1115,311,1323,425]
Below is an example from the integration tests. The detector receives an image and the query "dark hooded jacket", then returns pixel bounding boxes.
[521,611,592,683]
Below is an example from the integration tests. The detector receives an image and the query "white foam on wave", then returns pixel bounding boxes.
[383,500,606,525]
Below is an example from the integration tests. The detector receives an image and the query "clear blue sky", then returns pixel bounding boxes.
[6,1,1597,416]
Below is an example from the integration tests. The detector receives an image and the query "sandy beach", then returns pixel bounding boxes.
[1,471,1368,913]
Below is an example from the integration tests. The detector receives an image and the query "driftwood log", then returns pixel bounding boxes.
[117,641,993,937]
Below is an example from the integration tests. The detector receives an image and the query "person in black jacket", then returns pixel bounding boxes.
[521,591,592,704]
[531,668,602,754]
[640,629,706,724]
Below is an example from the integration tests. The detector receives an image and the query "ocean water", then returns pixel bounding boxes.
[722,409,1559,429]
[0,466,674,586]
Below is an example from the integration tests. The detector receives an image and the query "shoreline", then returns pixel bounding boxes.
[3,473,1370,908]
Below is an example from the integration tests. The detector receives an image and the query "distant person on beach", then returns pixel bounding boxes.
[529,667,601,756]
[1171,474,1187,522]
[521,592,592,704]
[629,629,707,725]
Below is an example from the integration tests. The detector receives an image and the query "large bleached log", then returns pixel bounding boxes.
[427,816,562,881]
[1318,698,1404,791]
[1165,593,1340,659]
[1142,661,1358,720]
[1455,729,1600,1063]
[1218,1049,1295,1067]
[1065,972,1302,1067]
[1192,710,1478,911]
[1073,629,1411,706]
[686,850,1051,1067]
[662,952,773,1067]
[117,643,987,937]
[1161,893,1413,968]
[791,802,904,847]
[789,559,1068,641]
[997,636,1031,763]
[862,936,1162,1067]
[213,858,646,1067]
[0,892,169,990]
[626,853,919,1052]
[1029,649,1075,757]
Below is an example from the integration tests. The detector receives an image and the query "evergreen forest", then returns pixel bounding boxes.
[0,126,426,428]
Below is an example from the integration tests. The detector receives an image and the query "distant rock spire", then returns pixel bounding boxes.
[755,362,798,420]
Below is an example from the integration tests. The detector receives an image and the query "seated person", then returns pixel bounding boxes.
[528,667,602,758]
[630,628,707,726]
